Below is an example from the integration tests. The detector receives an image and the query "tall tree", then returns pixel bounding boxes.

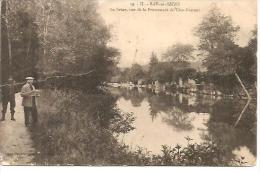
[149,52,159,72]
[162,43,195,82]
[194,6,251,99]
[1,0,9,83]
[34,0,120,87]
[194,6,240,56]
[1,0,40,81]
[148,52,159,82]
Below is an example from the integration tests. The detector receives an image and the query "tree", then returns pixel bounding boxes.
[243,27,257,85]
[194,6,251,99]
[1,0,39,82]
[149,52,159,72]
[161,43,195,83]
[119,68,130,82]
[1,0,120,89]
[128,64,145,83]
[194,6,240,75]
[1,0,9,83]
[194,6,240,56]
[37,0,119,87]
[150,62,173,83]
[11,10,39,81]
[163,43,194,63]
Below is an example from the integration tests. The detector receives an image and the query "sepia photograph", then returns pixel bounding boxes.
[0,0,257,167]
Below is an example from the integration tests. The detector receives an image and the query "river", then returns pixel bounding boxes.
[109,87,257,165]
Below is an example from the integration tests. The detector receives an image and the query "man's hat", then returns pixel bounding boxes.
[25,77,34,80]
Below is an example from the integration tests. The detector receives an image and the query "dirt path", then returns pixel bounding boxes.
[0,94,35,165]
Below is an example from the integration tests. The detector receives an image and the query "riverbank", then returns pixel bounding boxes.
[106,82,256,100]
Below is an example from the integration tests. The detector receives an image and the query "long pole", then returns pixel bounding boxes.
[234,99,251,127]
[232,72,252,127]
[235,72,251,100]
[0,69,95,88]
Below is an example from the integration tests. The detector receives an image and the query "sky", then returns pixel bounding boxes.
[98,0,257,68]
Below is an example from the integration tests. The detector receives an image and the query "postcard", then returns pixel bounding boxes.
[0,0,257,167]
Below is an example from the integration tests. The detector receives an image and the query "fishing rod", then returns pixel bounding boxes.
[0,69,95,88]
[39,69,95,82]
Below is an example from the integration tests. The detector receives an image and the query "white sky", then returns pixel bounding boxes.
[98,0,257,67]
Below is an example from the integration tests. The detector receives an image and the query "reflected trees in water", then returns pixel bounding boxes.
[162,107,195,131]
[108,87,256,165]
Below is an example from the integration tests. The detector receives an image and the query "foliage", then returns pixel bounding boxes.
[148,44,195,83]
[194,7,240,75]
[236,27,257,87]
[32,89,135,165]
[150,62,173,83]
[163,43,194,63]
[1,0,40,82]
[194,6,256,94]
[194,6,240,56]
[121,64,146,83]
[105,140,232,166]
[36,0,120,86]
[109,109,135,134]
[1,0,119,89]
[117,44,196,84]
[118,68,131,82]
[149,52,159,72]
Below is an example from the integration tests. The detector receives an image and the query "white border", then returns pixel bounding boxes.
[0,0,259,172]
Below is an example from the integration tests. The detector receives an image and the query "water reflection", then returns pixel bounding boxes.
[109,87,257,165]
[163,107,195,131]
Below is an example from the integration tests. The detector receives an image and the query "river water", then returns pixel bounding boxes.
[109,87,257,165]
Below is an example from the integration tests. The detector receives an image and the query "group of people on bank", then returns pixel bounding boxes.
[1,77,40,126]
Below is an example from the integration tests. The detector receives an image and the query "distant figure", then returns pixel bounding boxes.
[20,77,40,126]
[1,78,16,121]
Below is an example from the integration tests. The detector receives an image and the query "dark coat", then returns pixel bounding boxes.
[1,84,15,103]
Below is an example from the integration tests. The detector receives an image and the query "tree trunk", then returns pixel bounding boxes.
[43,2,52,54]
[5,0,12,78]
[26,29,32,59]
[6,25,12,77]
[0,0,2,87]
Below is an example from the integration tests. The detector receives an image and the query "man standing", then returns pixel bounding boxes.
[20,77,39,126]
[1,77,16,121]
